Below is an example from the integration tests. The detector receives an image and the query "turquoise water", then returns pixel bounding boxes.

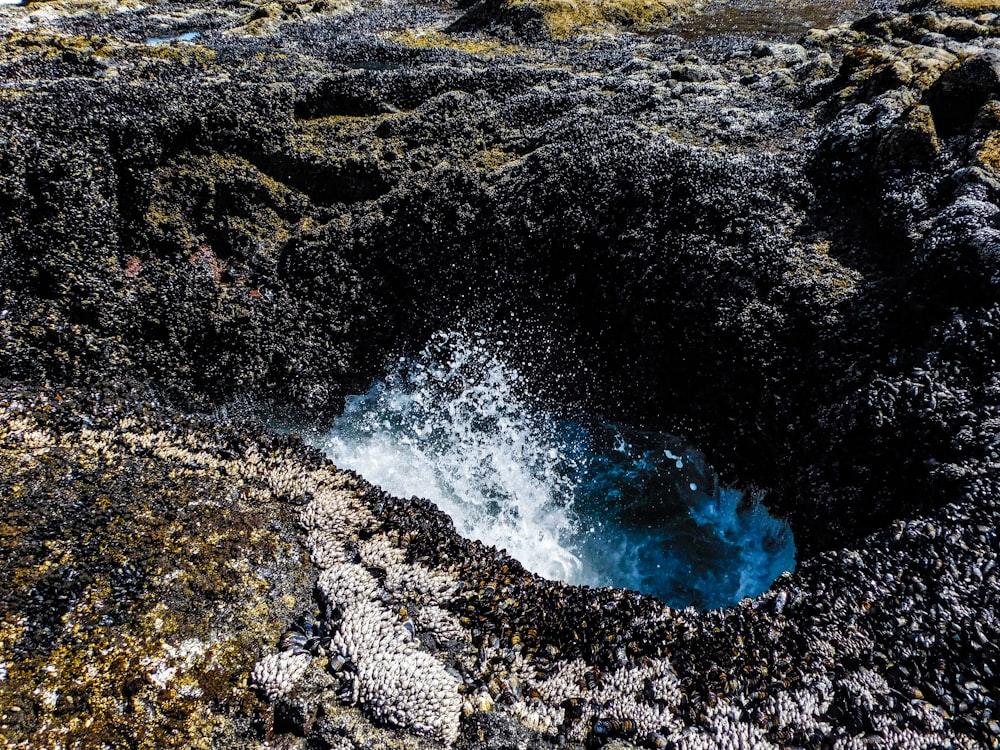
[145,31,201,45]
[313,332,795,609]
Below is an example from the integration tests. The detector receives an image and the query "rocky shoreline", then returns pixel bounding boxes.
[1,0,999,747]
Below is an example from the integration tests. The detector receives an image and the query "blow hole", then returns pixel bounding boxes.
[309,331,795,610]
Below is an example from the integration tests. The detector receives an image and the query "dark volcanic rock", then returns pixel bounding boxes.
[927,49,1000,135]
[1,0,999,747]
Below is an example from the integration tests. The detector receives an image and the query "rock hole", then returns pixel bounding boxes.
[308,331,795,609]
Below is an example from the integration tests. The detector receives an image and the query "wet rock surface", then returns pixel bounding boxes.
[1,0,999,747]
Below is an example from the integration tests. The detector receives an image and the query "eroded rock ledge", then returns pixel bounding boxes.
[1,0,999,747]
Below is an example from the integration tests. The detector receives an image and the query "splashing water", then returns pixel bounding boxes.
[313,332,795,609]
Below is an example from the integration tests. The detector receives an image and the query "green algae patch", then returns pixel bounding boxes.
[0,387,330,749]
[136,40,217,68]
[783,239,862,302]
[0,29,118,64]
[281,114,401,203]
[975,129,1000,173]
[877,104,941,169]
[471,146,522,171]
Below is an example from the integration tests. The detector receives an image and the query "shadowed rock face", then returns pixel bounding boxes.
[1,0,999,747]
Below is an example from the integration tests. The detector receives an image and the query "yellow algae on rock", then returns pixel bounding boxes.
[976,136,1000,176]
[389,28,520,56]
[0,388,319,749]
[509,0,688,37]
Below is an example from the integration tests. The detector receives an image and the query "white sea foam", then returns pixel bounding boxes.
[313,331,795,608]
[317,332,584,583]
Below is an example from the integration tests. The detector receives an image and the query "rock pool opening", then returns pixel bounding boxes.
[144,31,202,45]
[310,332,795,609]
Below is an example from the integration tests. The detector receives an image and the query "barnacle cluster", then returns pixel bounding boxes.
[251,651,312,702]
[252,471,702,747]
[250,463,705,747]
[254,486,465,744]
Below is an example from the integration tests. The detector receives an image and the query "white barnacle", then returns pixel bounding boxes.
[251,651,311,702]
[317,563,381,608]
[323,587,462,744]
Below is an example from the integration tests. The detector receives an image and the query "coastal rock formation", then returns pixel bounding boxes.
[1,0,999,747]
